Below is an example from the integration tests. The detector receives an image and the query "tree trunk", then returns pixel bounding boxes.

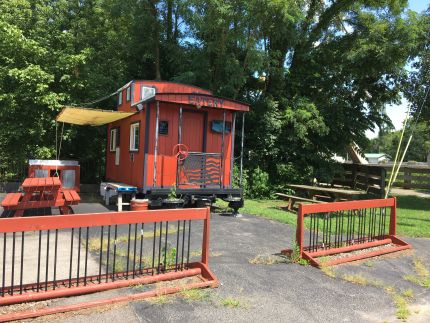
[166,0,173,43]
[149,0,162,80]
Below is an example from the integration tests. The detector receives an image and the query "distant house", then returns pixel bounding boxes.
[364,153,391,164]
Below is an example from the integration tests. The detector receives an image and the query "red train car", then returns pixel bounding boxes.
[105,80,249,210]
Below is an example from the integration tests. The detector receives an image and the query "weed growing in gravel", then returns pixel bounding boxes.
[181,288,211,302]
[220,297,241,308]
[364,261,374,267]
[321,266,337,278]
[339,272,413,320]
[249,254,286,265]
[180,250,223,259]
[392,291,413,320]
[289,240,309,266]
[341,273,383,288]
[404,258,430,288]
[146,294,172,305]
[86,228,183,253]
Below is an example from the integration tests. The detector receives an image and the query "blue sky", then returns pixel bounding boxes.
[366,0,429,139]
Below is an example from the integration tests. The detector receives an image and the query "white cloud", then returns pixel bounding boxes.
[365,97,409,139]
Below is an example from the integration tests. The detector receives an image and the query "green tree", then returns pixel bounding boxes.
[403,6,429,120]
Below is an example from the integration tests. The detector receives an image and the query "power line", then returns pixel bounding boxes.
[68,81,133,107]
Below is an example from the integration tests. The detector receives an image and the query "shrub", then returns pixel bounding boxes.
[249,166,270,198]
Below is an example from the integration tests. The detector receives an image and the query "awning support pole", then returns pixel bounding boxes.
[153,101,160,187]
[176,107,183,187]
[220,110,226,188]
[230,112,236,188]
[239,113,245,187]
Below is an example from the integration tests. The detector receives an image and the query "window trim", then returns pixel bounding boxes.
[210,120,232,134]
[129,122,140,152]
[109,128,119,152]
[118,91,123,105]
[126,87,131,102]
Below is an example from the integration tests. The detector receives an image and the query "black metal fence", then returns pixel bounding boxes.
[305,207,390,253]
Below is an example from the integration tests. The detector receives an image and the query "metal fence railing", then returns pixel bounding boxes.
[0,208,218,321]
[283,198,411,267]
[179,152,222,188]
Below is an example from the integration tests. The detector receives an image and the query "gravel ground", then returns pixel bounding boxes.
[1,199,430,322]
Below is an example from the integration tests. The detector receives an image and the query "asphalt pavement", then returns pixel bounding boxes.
[1,198,429,322]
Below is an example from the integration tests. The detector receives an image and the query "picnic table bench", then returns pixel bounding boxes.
[275,193,326,211]
[1,177,80,217]
[276,183,369,212]
[286,184,367,201]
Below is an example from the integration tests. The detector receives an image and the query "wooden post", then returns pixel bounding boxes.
[404,167,411,189]
[352,164,357,189]
[380,166,386,198]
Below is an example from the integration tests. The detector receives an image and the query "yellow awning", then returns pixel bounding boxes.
[56,106,135,126]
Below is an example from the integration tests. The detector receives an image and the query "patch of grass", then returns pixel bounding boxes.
[412,257,429,278]
[341,273,383,288]
[335,270,414,321]
[321,266,337,278]
[86,228,182,253]
[395,195,430,238]
[392,293,411,320]
[189,250,223,258]
[402,289,414,298]
[364,261,374,267]
[342,273,371,285]
[384,285,396,294]
[403,257,430,288]
[112,258,126,272]
[180,288,211,302]
[233,199,297,226]
[338,272,413,320]
[288,240,309,266]
[239,196,430,238]
[146,294,172,305]
[404,275,430,288]
[190,250,202,257]
[220,297,241,308]
[249,254,285,265]
[318,256,330,264]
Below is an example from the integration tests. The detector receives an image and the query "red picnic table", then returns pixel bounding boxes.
[1,177,80,217]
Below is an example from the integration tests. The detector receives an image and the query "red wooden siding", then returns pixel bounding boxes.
[106,112,145,187]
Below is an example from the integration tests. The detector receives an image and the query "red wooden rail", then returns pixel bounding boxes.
[283,198,411,267]
[0,208,218,321]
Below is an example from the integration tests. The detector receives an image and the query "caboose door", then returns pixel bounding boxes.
[178,110,221,188]
[181,111,205,152]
